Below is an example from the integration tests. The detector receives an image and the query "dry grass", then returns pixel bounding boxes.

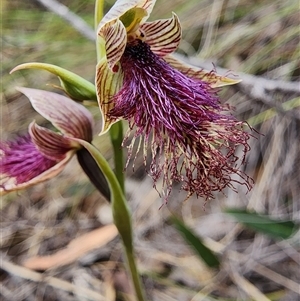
[1,0,300,300]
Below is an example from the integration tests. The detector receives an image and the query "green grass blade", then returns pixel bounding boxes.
[225,208,297,239]
[171,216,220,268]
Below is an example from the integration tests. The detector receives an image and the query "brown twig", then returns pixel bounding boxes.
[1,260,106,301]
[23,224,118,270]
[34,0,95,41]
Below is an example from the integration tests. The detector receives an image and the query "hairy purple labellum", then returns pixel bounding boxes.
[0,135,57,186]
[109,40,253,201]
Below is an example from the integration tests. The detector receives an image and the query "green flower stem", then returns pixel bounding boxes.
[76,140,147,301]
[124,245,146,301]
[109,121,125,193]
[95,0,105,62]
[94,0,104,30]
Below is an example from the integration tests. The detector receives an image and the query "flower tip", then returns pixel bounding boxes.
[9,65,20,74]
[10,62,38,74]
[99,123,112,136]
[231,78,242,84]
[15,86,26,92]
[211,76,242,88]
[15,86,35,97]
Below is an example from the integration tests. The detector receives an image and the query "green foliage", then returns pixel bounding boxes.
[225,208,298,240]
[171,216,220,268]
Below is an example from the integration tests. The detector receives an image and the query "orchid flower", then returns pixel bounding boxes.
[0,88,109,199]
[96,0,253,201]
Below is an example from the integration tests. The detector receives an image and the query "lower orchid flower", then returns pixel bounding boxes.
[96,0,253,201]
[0,88,110,199]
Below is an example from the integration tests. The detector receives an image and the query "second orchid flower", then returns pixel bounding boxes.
[0,88,110,200]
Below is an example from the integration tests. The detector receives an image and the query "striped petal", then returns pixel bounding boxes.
[17,87,94,141]
[98,19,127,70]
[141,13,182,57]
[96,58,124,134]
[29,121,77,160]
[164,55,242,88]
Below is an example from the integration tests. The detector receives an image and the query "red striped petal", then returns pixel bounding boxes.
[141,13,181,57]
[29,122,76,160]
[100,19,127,70]
[17,87,94,141]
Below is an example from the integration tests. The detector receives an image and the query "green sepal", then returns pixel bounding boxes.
[10,62,97,102]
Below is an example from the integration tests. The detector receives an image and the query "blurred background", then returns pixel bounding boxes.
[1,0,300,300]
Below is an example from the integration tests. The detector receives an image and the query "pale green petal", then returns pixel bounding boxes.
[96,57,124,134]
[17,87,94,141]
[98,0,141,32]
[141,13,182,57]
[0,151,74,196]
[164,55,242,88]
[120,7,147,34]
[97,0,155,32]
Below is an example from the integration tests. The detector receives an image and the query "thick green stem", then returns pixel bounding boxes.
[76,140,146,301]
[109,121,125,193]
[125,245,147,301]
[94,0,104,30]
[95,0,105,62]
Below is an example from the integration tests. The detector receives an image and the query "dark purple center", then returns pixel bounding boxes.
[110,40,222,143]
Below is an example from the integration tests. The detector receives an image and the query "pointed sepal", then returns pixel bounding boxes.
[98,19,127,70]
[17,87,94,141]
[97,0,155,34]
[77,148,111,201]
[10,63,97,101]
[164,55,242,88]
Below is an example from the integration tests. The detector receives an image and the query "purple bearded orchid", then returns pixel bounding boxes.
[96,0,253,201]
[0,88,110,199]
